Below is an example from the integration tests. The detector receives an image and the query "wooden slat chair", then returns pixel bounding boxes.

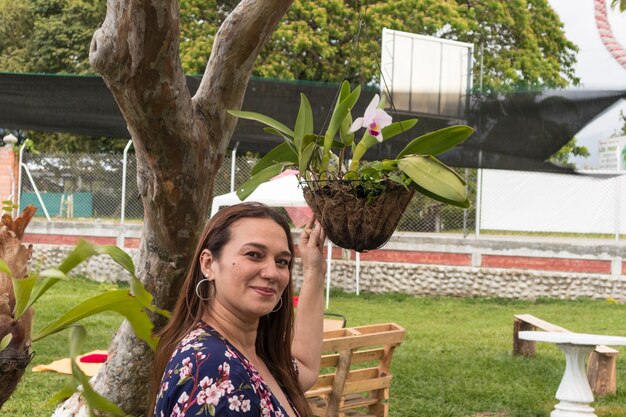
[513,313,620,396]
[305,323,405,417]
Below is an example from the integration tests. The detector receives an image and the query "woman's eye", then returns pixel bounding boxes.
[246,252,261,259]
[276,259,290,267]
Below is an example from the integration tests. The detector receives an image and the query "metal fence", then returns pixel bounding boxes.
[18,149,624,240]
[18,149,473,233]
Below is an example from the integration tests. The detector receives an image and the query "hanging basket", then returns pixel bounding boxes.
[302,177,415,252]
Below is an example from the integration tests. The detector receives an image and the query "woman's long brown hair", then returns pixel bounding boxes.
[148,202,312,417]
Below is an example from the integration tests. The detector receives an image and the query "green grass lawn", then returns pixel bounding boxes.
[3,281,625,417]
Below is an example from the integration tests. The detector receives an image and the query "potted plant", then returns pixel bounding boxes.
[229,81,473,252]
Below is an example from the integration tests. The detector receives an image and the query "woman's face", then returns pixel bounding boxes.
[200,217,292,320]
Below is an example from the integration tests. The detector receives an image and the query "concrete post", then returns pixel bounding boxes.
[0,134,18,207]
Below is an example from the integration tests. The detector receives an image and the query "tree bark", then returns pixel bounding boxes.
[55,0,293,415]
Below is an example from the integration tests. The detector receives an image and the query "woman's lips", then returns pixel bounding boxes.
[251,286,276,297]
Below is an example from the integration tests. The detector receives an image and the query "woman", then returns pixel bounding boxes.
[150,202,326,417]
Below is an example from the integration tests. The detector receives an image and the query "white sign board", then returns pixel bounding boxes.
[380,28,473,119]
[597,136,626,171]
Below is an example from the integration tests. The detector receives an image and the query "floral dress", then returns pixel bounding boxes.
[153,322,300,417]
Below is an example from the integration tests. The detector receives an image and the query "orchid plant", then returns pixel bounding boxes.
[229,81,473,208]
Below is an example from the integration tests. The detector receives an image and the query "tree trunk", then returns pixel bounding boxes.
[54,0,293,415]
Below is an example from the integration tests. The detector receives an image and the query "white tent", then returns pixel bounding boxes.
[210,172,350,308]
[210,173,307,217]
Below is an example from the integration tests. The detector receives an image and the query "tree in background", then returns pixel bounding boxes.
[548,137,590,168]
[181,0,580,89]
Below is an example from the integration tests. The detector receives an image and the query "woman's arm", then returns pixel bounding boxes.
[291,219,327,391]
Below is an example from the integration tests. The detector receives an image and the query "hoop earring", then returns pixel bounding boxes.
[195,278,212,301]
[271,297,283,313]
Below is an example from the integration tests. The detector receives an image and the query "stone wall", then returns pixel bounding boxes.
[294,260,626,301]
[31,244,626,301]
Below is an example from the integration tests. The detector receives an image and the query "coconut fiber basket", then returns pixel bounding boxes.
[302,179,415,252]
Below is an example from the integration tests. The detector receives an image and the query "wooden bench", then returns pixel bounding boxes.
[305,323,405,417]
[513,313,619,396]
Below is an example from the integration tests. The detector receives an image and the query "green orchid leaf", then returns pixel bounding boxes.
[397,125,474,158]
[388,174,409,189]
[382,119,418,141]
[338,80,351,103]
[33,289,157,350]
[0,333,12,350]
[322,86,361,173]
[12,275,37,320]
[294,94,313,153]
[299,142,316,176]
[349,120,418,171]
[68,326,131,417]
[398,155,469,208]
[236,164,285,201]
[339,112,354,147]
[251,142,298,176]
[0,258,13,278]
[327,86,360,142]
[262,127,294,142]
[228,110,294,137]
[57,240,98,274]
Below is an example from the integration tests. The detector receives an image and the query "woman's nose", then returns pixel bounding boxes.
[260,261,279,280]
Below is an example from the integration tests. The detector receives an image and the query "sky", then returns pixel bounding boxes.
[548,0,626,169]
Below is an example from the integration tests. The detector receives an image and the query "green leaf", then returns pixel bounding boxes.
[21,271,68,316]
[68,326,131,417]
[327,86,361,142]
[299,142,316,176]
[337,80,351,103]
[339,112,354,147]
[95,244,135,275]
[397,125,474,159]
[0,333,12,350]
[398,155,469,208]
[12,275,37,320]
[33,289,157,350]
[348,120,418,171]
[236,164,285,201]
[322,86,361,173]
[251,142,298,176]
[382,119,418,141]
[294,94,313,153]
[0,258,13,278]
[57,240,98,274]
[47,381,77,407]
[228,110,294,137]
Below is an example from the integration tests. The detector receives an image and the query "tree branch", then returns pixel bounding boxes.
[194,0,294,153]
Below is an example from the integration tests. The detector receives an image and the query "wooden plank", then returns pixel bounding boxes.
[327,349,353,417]
[344,375,393,394]
[346,367,380,381]
[514,314,569,333]
[320,348,385,368]
[322,329,405,352]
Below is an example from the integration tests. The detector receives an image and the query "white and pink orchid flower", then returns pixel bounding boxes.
[348,94,392,142]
